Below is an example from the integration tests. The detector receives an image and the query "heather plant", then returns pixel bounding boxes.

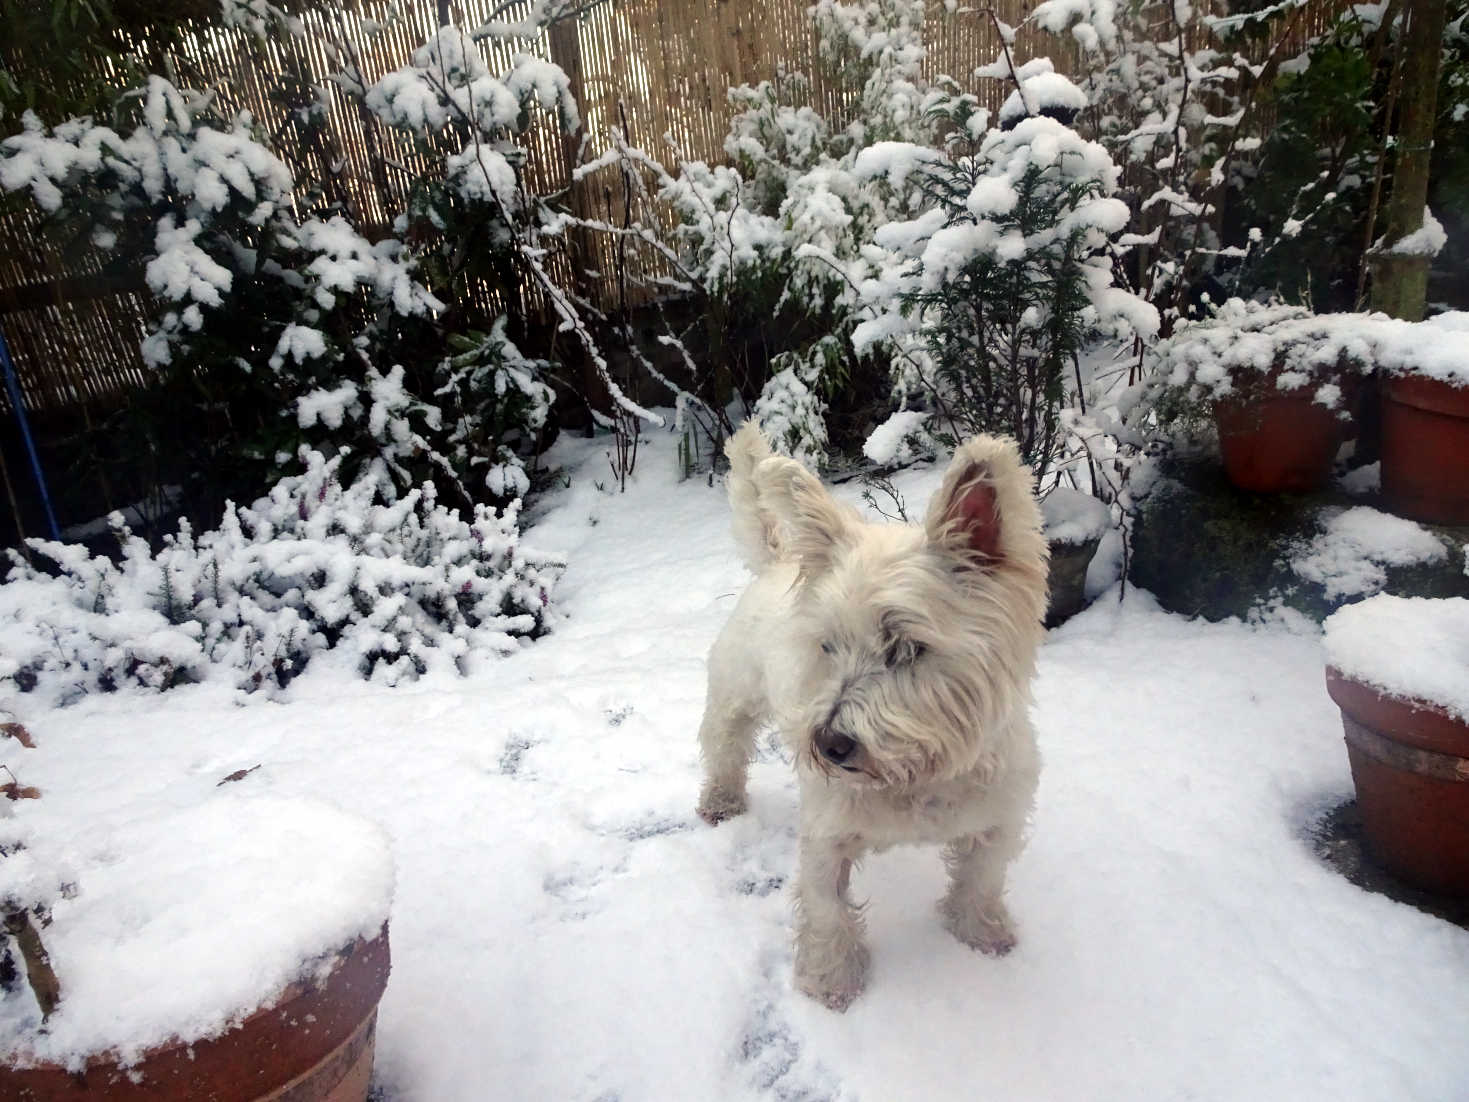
[0,448,563,703]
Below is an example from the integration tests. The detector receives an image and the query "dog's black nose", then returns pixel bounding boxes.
[817,730,857,765]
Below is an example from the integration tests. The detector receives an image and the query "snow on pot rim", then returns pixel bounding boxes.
[0,793,394,1071]
[1322,594,1469,723]
[1149,302,1469,409]
[1150,300,1372,409]
[1365,310,1469,387]
[1041,486,1109,546]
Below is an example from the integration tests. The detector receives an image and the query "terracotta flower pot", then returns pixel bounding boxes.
[1325,670,1469,897]
[1213,390,1345,493]
[1,926,391,1101]
[1380,374,1469,524]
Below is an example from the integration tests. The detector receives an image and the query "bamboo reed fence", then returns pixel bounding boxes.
[0,0,1351,419]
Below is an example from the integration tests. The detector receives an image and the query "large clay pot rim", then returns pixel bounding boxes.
[1214,388,1345,411]
[1213,358,1363,401]
[1383,371,1469,417]
[6,926,390,1077]
[1212,377,1354,422]
[1326,667,1469,758]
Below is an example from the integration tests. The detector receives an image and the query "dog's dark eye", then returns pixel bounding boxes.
[885,638,926,667]
[820,641,835,655]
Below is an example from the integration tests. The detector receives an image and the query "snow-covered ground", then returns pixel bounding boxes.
[4,429,1468,1100]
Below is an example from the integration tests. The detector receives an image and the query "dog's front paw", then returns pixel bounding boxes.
[940,898,1017,956]
[794,940,870,1011]
[696,783,746,825]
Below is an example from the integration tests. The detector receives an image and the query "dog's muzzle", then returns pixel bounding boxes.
[816,728,859,768]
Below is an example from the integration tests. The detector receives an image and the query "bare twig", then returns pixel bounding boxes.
[217,764,262,786]
[3,909,60,1020]
[978,8,1032,116]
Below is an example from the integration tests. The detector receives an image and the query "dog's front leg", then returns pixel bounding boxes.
[793,835,869,1011]
[939,826,1023,956]
[695,696,758,825]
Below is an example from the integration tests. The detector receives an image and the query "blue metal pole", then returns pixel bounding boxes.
[0,324,61,541]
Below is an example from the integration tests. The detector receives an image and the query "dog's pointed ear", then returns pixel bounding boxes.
[753,456,852,576]
[925,442,1011,565]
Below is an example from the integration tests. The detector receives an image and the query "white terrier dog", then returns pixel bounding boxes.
[696,422,1048,1010]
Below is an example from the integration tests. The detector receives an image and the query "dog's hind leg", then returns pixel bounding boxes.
[696,690,759,824]
[938,823,1025,956]
[794,836,870,1011]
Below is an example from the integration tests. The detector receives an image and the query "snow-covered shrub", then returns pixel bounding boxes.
[1228,0,1469,312]
[0,77,416,508]
[1028,0,1469,321]
[0,448,562,704]
[434,320,556,502]
[1143,298,1376,429]
[592,1,1164,474]
[362,18,661,480]
[587,0,955,467]
[1025,0,1261,323]
[861,407,940,468]
[753,338,839,469]
[0,7,619,525]
[292,15,592,502]
[852,111,1158,485]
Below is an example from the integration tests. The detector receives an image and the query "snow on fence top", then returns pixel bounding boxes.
[1323,594,1469,721]
[0,794,395,1070]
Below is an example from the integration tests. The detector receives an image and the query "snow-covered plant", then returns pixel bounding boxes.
[0,73,476,515]
[1228,0,1469,311]
[810,0,930,144]
[723,72,831,215]
[1026,0,1469,323]
[0,448,562,705]
[1026,0,1262,323]
[366,25,576,225]
[435,320,555,502]
[365,21,660,478]
[1142,298,1375,428]
[852,112,1159,485]
[584,0,955,467]
[326,17,591,498]
[0,6,625,526]
[754,338,841,469]
[2,78,340,504]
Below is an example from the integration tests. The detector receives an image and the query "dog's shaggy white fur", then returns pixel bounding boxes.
[696,422,1049,1010]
